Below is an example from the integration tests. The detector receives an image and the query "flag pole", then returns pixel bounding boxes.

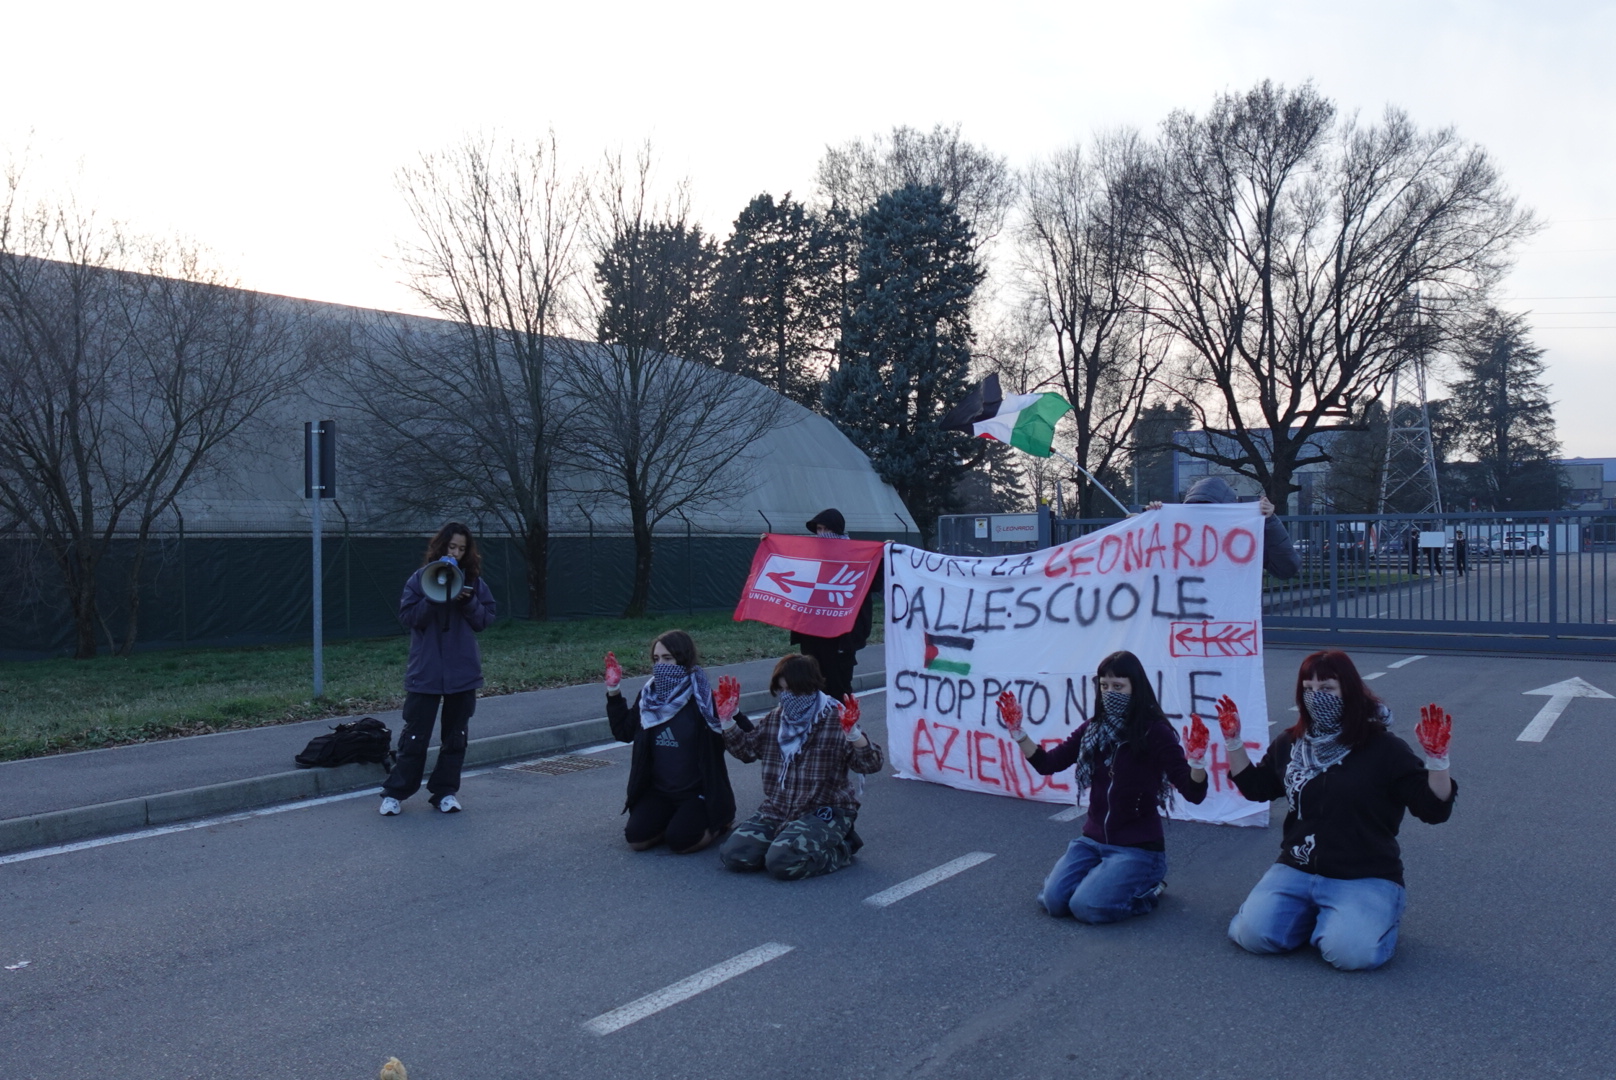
[1049,449,1133,517]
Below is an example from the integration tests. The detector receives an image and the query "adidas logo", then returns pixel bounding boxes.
[655,727,680,748]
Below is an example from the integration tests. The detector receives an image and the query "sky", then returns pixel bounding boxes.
[4,0,1612,456]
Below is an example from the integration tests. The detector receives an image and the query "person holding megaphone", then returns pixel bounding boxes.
[380,521,497,816]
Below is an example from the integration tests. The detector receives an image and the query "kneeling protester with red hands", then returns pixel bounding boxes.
[1224,649,1457,971]
[717,653,882,881]
[1001,649,1209,925]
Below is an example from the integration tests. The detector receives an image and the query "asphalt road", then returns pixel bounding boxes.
[4,646,1615,1080]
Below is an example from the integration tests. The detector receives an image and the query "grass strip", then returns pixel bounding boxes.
[0,610,882,761]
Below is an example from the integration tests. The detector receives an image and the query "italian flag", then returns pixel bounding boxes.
[940,374,1072,458]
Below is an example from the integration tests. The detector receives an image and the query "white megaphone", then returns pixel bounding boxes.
[421,556,465,603]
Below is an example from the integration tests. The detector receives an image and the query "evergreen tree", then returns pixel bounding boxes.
[824,184,983,541]
[1448,308,1562,510]
[596,220,722,366]
[714,193,837,406]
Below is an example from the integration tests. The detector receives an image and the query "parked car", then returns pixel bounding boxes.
[1502,531,1545,557]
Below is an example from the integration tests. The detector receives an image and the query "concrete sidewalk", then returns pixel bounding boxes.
[0,646,884,856]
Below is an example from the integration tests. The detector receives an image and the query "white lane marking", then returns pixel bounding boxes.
[583,943,794,1035]
[0,761,516,867]
[575,741,627,755]
[1388,655,1428,669]
[1049,805,1085,822]
[855,687,886,698]
[863,852,995,908]
[1518,677,1615,742]
[1363,672,1386,680]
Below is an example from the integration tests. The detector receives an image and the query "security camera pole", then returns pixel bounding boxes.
[305,421,336,698]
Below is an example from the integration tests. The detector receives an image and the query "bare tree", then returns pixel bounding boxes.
[571,149,784,616]
[816,123,1014,246]
[340,133,583,619]
[1137,82,1536,509]
[1019,133,1169,516]
[0,175,306,657]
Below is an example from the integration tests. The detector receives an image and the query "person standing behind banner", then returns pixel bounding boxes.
[380,521,497,817]
[603,631,740,854]
[1223,649,1457,971]
[789,508,875,700]
[718,653,882,880]
[1454,531,1469,576]
[998,650,1210,923]
[1146,479,1299,580]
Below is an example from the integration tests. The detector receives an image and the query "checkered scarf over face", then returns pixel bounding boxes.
[1285,691,1391,805]
[775,690,839,768]
[636,662,720,732]
[1072,693,1131,795]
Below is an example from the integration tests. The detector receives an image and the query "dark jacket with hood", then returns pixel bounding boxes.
[1028,717,1208,849]
[399,569,497,694]
[607,688,738,832]
[1183,476,1302,580]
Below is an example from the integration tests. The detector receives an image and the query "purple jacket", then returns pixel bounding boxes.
[1029,717,1207,847]
[399,569,497,695]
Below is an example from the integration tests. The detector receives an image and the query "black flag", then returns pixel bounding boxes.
[939,374,1003,433]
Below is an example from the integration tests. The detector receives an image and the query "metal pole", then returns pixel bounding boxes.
[310,422,324,698]
[1050,449,1132,517]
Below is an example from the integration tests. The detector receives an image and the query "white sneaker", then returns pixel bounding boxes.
[379,797,402,816]
[437,794,462,813]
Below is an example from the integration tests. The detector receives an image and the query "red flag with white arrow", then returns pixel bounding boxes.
[733,534,886,636]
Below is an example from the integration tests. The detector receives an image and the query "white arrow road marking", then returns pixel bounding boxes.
[1518,677,1615,742]
[583,943,795,1035]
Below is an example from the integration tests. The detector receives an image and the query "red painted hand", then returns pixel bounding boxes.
[1415,703,1452,760]
[1215,695,1241,741]
[839,694,862,736]
[714,675,741,721]
[1185,714,1210,763]
[997,690,1024,739]
[604,651,623,690]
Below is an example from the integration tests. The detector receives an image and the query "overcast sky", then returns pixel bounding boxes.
[5,0,1611,456]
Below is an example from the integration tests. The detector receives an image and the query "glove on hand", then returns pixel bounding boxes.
[1415,703,1452,770]
[604,651,623,691]
[1184,714,1210,769]
[839,694,864,742]
[1216,695,1243,754]
[997,690,1025,741]
[714,675,742,723]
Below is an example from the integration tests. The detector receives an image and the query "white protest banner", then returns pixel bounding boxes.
[884,504,1270,827]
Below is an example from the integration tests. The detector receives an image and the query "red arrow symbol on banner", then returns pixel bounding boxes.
[1174,624,1257,651]
[766,571,817,592]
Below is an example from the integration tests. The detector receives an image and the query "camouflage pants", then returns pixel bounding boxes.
[719,807,859,880]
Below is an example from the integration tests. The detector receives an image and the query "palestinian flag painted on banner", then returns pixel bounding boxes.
[939,374,1071,458]
[924,633,974,676]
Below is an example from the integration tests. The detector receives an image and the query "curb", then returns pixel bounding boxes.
[0,671,885,858]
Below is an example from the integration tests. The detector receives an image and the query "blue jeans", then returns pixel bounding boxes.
[1228,863,1407,971]
[1038,836,1168,924]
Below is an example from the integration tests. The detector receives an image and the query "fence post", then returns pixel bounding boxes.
[1328,513,1339,630]
[178,509,188,645]
[1549,512,1559,640]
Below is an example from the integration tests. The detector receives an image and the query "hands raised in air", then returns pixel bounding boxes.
[996,690,1025,741]
[1215,695,1242,749]
[1415,704,1452,770]
[1184,714,1210,769]
[714,675,741,722]
[604,651,623,691]
[839,694,864,742]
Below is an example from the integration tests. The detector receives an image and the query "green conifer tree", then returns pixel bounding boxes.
[824,184,982,542]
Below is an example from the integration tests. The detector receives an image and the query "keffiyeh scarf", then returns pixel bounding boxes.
[1072,696,1129,795]
[1284,692,1392,804]
[775,690,839,768]
[636,662,720,732]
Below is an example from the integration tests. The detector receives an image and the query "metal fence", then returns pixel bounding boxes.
[1054,510,1616,655]
[0,527,791,660]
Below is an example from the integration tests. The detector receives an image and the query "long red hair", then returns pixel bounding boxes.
[1290,650,1383,747]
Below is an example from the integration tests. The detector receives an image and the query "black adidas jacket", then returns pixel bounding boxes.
[607,693,738,831]
[1231,728,1456,886]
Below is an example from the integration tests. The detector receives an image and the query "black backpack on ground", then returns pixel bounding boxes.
[295,717,395,770]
